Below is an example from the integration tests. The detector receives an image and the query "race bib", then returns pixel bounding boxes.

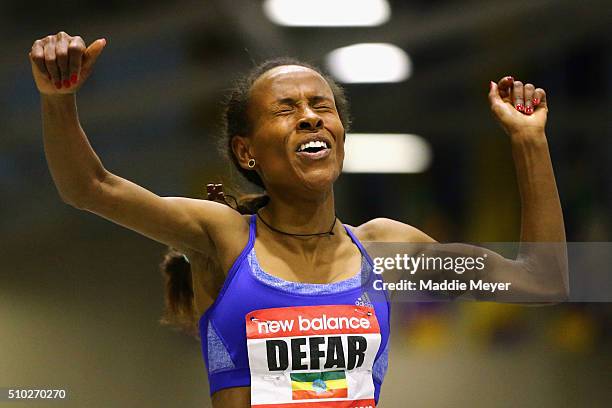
[246,305,381,408]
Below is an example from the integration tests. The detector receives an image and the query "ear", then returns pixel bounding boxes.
[231,135,253,170]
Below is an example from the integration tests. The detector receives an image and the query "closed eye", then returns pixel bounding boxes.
[274,108,294,115]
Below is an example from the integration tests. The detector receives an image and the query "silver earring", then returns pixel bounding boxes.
[248,158,256,168]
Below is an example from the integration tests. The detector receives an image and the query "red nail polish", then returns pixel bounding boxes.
[524,106,533,115]
[516,104,524,112]
[70,74,78,84]
[55,81,62,89]
[533,98,540,105]
[508,76,514,81]
[63,79,71,88]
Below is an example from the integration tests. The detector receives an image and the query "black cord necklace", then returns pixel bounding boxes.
[256,210,337,237]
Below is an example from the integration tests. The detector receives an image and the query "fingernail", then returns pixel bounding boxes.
[507,76,514,81]
[533,98,540,106]
[489,81,494,90]
[524,106,533,115]
[63,79,71,88]
[516,104,524,112]
[70,74,78,84]
[55,81,62,89]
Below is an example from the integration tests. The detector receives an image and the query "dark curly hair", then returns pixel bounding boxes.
[159,57,351,337]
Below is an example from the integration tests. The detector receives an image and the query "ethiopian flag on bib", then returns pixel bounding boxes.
[290,370,348,400]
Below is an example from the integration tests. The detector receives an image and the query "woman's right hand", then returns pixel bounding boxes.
[29,31,106,95]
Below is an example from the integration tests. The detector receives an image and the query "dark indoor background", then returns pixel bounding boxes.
[1,0,611,407]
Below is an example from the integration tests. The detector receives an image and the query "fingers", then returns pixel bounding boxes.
[43,37,61,89]
[496,76,514,102]
[512,80,525,113]
[533,88,546,109]
[523,83,535,115]
[493,75,547,116]
[488,80,503,105]
[29,31,93,90]
[30,40,48,78]
[55,33,70,88]
[81,38,106,78]
[509,78,544,115]
[68,36,86,84]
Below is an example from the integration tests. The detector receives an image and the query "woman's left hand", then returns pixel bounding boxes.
[488,76,548,139]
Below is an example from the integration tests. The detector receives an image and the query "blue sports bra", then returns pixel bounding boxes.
[199,214,391,405]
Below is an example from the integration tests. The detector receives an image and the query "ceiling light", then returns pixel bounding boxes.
[326,43,412,83]
[343,133,431,173]
[263,0,390,27]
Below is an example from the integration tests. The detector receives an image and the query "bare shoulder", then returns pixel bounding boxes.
[193,202,251,264]
[181,205,251,286]
[168,197,247,244]
[168,198,250,250]
[194,200,250,237]
[349,217,437,243]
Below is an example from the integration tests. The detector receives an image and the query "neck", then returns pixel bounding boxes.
[259,188,339,237]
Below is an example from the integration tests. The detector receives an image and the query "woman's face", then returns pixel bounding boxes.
[235,65,345,197]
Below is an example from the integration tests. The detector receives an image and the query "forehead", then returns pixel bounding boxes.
[250,65,334,104]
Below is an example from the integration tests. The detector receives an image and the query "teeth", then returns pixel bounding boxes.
[298,140,329,152]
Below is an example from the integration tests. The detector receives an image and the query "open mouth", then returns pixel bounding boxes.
[296,140,329,153]
[294,136,333,161]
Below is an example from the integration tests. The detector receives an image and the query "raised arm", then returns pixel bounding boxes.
[362,75,568,301]
[29,31,246,256]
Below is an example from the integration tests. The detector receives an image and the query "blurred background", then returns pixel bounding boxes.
[1,0,611,407]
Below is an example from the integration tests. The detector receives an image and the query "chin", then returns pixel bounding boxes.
[300,169,339,193]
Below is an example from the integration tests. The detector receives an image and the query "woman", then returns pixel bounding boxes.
[29,32,566,407]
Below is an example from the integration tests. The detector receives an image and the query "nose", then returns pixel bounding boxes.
[297,108,323,131]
